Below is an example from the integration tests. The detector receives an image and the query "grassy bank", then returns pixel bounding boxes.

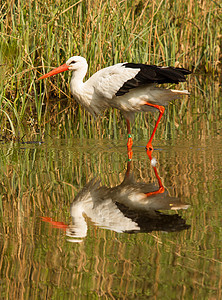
[0,0,221,139]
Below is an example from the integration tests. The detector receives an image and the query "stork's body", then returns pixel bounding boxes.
[38,56,191,150]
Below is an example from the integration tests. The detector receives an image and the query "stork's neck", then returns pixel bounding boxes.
[70,63,88,93]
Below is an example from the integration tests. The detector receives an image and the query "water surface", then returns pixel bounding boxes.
[0,134,221,299]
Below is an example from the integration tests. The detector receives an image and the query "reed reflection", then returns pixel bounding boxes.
[41,150,190,242]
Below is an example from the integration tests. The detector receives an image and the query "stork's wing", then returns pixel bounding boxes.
[86,63,191,99]
[116,64,191,96]
[86,63,140,99]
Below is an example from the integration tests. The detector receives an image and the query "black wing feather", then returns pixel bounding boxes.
[116,63,191,97]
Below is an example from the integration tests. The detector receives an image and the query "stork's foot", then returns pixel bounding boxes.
[145,142,154,160]
[145,142,153,152]
[127,135,133,150]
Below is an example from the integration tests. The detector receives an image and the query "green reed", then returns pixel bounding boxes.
[0,0,221,139]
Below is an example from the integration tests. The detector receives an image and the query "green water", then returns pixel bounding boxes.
[0,133,221,299]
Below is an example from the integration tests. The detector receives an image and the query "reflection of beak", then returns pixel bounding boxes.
[40,216,68,231]
[38,63,69,80]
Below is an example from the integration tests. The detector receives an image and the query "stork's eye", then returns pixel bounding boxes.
[70,61,76,64]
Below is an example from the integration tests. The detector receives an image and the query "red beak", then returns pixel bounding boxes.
[38,63,69,80]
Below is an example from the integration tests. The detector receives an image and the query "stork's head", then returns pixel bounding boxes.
[66,56,87,71]
[38,56,88,80]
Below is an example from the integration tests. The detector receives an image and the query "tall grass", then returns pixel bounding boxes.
[0,0,221,138]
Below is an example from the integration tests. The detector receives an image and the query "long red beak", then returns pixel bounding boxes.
[38,63,69,80]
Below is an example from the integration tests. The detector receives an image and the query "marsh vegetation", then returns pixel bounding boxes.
[0,0,221,140]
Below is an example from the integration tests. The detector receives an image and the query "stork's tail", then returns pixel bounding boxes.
[170,89,190,95]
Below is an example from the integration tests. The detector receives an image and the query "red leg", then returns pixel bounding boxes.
[145,103,165,151]
[126,119,133,159]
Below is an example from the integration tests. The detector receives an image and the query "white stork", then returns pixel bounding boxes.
[38,56,191,150]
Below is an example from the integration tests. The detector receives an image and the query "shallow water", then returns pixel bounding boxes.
[0,133,221,299]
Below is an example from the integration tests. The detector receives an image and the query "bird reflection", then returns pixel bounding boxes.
[41,151,190,242]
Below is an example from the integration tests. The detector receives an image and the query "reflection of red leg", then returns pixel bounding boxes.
[125,157,132,177]
[153,166,164,191]
[146,148,153,161]
[128,149,133,161]
[145,151,165,197]
[126,119,133,150]
[145,103,165,151]
[126,118,133,160]
[40,216,68,231]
